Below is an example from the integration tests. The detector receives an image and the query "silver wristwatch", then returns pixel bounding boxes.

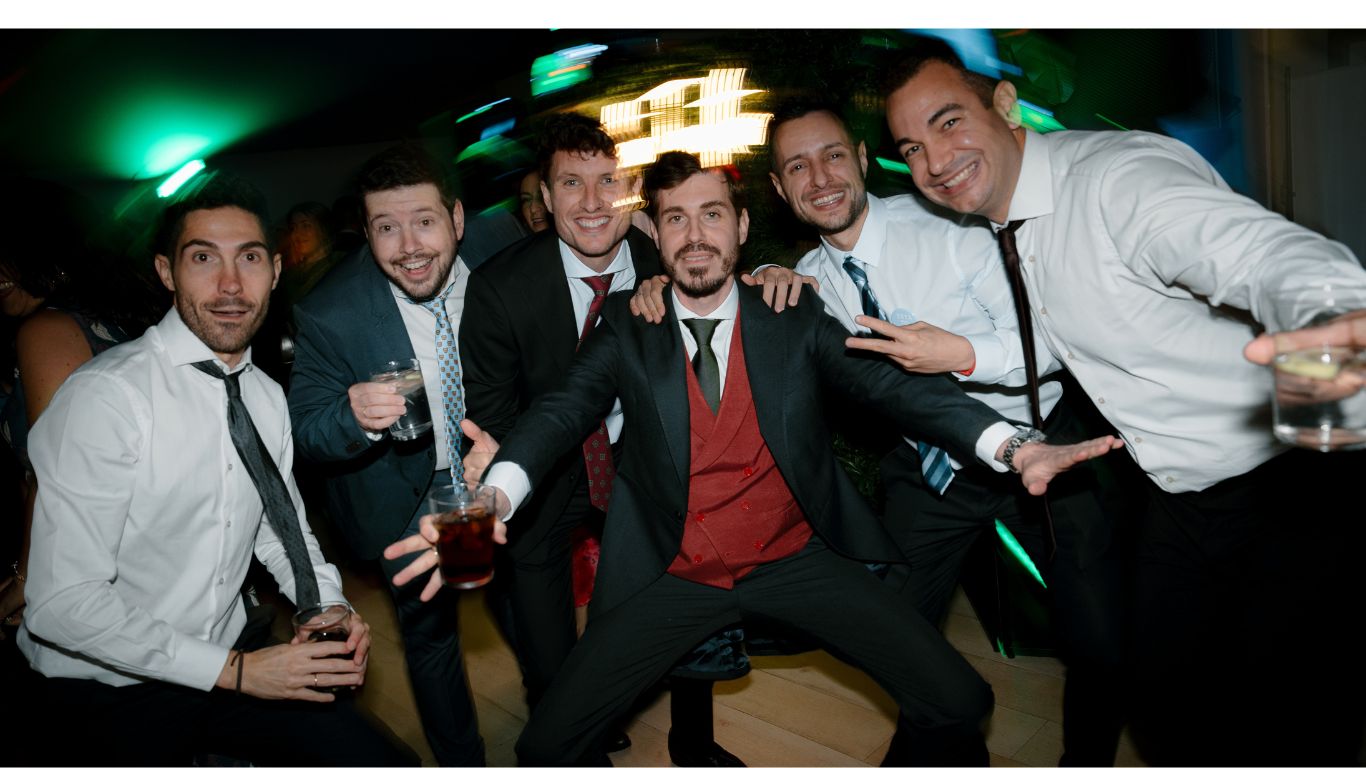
[1003,427,1047,473]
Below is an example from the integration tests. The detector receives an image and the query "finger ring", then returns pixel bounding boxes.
[313,674,319,687]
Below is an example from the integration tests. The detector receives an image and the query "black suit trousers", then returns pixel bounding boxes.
[1128,447,1366,766]
[377,473,486,767]
[514,539,993,766]
[880,389,1139,766]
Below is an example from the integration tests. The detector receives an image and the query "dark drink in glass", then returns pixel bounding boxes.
[291,602,354,693]
[430,484,497,589]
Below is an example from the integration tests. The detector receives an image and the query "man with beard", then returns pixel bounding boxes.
[388,151,1125,765]
[289,144,487,765]
[17,175,412,766]
[761,100,1133,766]
[458,113,739,766]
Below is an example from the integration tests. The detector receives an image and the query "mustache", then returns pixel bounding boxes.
[674,242,720,259]
[204,300,257,313]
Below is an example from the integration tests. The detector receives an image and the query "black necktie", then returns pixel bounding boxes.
[996,221,1056,556]
[192,361,320,609]
[997,220,1044,429]
[683,319,721,414]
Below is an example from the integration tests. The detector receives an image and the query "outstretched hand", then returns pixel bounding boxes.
[845,315,975,374]
[1009,435,1125,496]
[461,419,500,485]
[382,511,509,602]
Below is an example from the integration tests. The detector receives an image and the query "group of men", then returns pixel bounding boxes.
[14,37,1366,768]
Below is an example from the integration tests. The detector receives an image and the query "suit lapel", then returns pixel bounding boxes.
[520,235,579,373]
[643,287,690,493]
[738,287,789,469]
[360,245,416,361]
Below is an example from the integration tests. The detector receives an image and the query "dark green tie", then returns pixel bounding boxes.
[683,319,722,414]
[192,361,321,610]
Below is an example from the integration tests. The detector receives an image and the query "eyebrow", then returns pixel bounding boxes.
[928,102,964,127]
[179,238,267,254]
[780,141,847,169]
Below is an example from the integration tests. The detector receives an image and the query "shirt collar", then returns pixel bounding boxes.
[998,129,1055,230]
[558,238,633,279]
[159,306,254,374]
[818,192,886,268]
[671,278,739,321]
[388,255,462,303]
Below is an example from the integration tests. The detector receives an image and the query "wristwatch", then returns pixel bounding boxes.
[1003,427,1047,473]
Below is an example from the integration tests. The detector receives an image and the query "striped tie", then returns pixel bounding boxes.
[414,281,464,482]
[842,255,955,495]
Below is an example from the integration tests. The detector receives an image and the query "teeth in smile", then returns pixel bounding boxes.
[812,192,843,207]
[0,281,13,291]
[400,258,433,272]
[941,162,976,190]
[578,216,609,229]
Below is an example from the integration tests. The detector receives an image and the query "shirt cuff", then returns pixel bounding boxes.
[168,636,233,692]
[956,332,1004,382]
[364,430,385,442]
[749,263,778,275]
[483,462,531,521]
[976,421,1020,473]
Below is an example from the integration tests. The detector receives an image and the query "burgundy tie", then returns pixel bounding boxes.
[997,220,1056,555]
[578,274,615,511]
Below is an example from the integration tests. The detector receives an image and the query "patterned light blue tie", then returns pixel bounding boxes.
[414,281,464,482]
[841,255,955,495]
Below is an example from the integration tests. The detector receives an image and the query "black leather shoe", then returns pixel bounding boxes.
[668,741,745,767]
[603,727,632,753]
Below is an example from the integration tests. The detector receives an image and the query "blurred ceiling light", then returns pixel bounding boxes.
[156,158,206,198]
[602,68,772,169]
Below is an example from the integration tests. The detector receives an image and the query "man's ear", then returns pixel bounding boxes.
[738,208,750,246]
[993,79,1023,130]
[540,180,554,214]
[856,140,869,178]
[154,253,175,293]
[769,171,789,205]
[271,252,283,290]
[450,199,466,242]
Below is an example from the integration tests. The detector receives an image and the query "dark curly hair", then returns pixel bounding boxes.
[535,112,617,185]
[643,151,746,217]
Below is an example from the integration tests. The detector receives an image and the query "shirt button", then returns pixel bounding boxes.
[695,513,706,523]
[1039,307,1048,316]
[740,501,751,511]
[1134,436,1143,444]
[217,577,225,585]
[225,520,232,528]
[1097,397,1106,405]
[1165,476,1175,484]
[742,467,754,478]
[753,541,763,551]
[1066,352,1075,360]
[227,462,233,471]
[693,554,703,565]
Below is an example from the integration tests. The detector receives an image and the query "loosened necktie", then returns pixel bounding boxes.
[842,255,955,495]
[413,281,463,482]
[578,274,616,511]
[192,361,320,610]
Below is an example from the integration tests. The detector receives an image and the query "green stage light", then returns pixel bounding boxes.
[875,157,912,176]
[1016,99,1066,134]
[995,519,1046,589]
[156,159,206,198]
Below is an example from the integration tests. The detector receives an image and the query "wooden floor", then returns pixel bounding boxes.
[328,559,1151,767]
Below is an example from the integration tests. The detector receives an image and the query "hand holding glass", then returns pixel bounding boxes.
[1270,285,1366,451]
[370,359,431,441]
[430,483,498,589]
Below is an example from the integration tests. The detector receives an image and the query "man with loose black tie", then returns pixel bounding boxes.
[388,151,1125,766]
[17,176,412,766]
[458,114,740,766]
[881,39,1366,764]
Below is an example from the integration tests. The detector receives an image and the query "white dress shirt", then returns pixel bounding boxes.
[390,255,470,471]
[792,192,1062,468]
[1004,129,1366,492]
[558,238,636,443]
[19,308,346,690]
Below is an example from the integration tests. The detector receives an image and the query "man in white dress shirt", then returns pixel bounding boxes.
[882,39,1366,764]
[757,99,1135,766]
[18,175,411,765]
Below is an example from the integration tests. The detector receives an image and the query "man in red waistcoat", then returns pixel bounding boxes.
[387,151,1123,766]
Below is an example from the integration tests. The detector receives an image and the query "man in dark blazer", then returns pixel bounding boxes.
[460,114,743,765]
[289,144,509,766]
[391,151,1123,765]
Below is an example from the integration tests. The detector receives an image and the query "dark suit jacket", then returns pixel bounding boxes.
[287,244,497,560]
[459,227,662,558]
[492,283,1005,615]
